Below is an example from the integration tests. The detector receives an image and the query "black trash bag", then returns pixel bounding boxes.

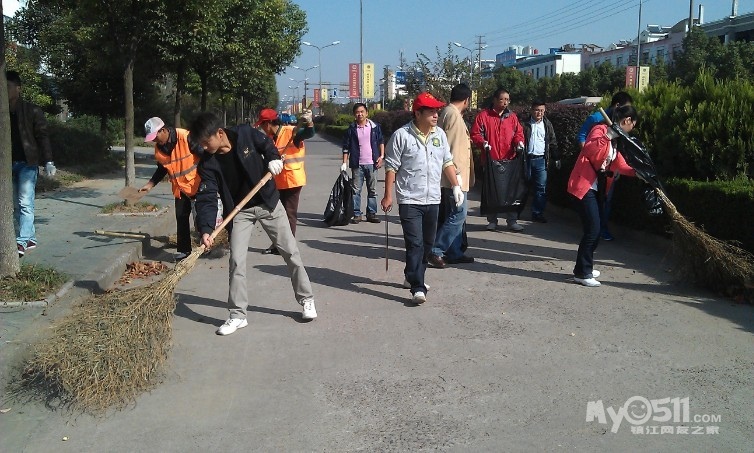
[480,152,528,215]
[643,186,664,216]
[323,173,354,226]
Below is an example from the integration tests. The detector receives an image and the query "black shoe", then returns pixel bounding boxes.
[351,216,362,224]
[427,254,447,269]
[263,246,280,255]
[366,214,381,224]
[446,255,474,264]
[532,214,548,223]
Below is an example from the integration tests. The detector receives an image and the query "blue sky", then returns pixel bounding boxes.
[279,0,750,102]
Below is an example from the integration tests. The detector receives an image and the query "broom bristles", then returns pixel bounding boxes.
[657,190,754,291]
[16,245,206,412]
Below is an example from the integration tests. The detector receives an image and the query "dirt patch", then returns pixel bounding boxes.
[115,261,169,287]
[102,201,161,214]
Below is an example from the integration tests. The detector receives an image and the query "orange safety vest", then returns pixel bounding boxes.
[273,125,306,189]
[154,128,201,198]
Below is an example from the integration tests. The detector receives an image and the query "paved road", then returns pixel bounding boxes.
[2,135,752,451]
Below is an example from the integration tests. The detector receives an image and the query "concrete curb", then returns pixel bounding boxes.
[1,279,75,309]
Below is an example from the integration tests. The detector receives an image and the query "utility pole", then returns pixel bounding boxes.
[475,35,486,90]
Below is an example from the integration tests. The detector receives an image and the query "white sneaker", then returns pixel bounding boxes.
[486,222,497,231]
[574,277,601,287]
[403,279,430,291]
[302,298,317,320]
[412,291,426,304]
[507,221,524,232]
[216,318,248,335]
[591,270,601,278]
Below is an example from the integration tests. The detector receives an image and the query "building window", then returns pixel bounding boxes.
[616,56,623,66]
[656,48,665,62]
[536,67,539,78]
[551,64,554,75]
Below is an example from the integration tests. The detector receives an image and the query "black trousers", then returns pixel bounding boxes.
[175,192,194,254]
[279,186,302,237]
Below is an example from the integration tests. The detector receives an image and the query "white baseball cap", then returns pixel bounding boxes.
[144,117,165,142]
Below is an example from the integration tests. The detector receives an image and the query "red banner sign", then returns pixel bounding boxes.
[349,63,360,99]
[313,88,320,107]
[625,66,637,89]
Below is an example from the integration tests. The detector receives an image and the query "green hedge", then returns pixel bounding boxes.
[48,119,110,166]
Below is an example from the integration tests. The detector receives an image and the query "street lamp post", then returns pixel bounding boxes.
[289,77,310,112]
[302,40,340,113]
[291,65,318,109]
[453,42,474,88]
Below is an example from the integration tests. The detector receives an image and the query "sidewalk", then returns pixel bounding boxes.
[0,145,176,396]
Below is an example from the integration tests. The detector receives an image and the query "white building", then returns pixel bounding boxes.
[512,52,581,80]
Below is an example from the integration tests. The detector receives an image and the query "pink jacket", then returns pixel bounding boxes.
[567,124,636,200]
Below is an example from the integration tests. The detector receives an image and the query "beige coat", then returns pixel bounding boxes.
[438,103,474,191]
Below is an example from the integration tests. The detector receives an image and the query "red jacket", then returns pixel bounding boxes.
[567,124,636,200]
[470,108,524,162]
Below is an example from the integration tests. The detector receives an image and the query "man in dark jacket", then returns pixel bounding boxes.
[340,103,384,224]
[522,100,559,223]
[7,70,56,258]
[189,112,317,336]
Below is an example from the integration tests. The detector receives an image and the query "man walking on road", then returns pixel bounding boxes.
[7,70,56,258]
[428,83,475,268]
[256,107,314,255]
[523,100,559,223]
[381,93,463,305]
[341,103,385,224]
[470,88,525,232]
[189,112,317,335]
[140,117,204,262]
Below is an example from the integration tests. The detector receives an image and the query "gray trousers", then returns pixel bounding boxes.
[228,201,313,319]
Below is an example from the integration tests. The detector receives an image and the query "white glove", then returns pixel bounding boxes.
[555,160,562,170]
[45,161,57,177]
[516,142,525,152]
[300,109,313,124]
[268,159,284,175]
[455,174,463,188]
[483,141,491,152]
[340,162,348,173]
[452,186,464,208]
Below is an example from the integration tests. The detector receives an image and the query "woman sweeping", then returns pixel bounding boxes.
[567,105,640,287]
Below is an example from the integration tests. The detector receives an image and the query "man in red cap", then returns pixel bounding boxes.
[381,92,464,305]
[255,108,314,254]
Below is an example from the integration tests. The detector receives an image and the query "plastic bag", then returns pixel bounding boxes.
[323,173,354,226]
[480,152,528,215]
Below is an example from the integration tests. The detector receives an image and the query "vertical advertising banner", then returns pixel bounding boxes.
[349,63,360,98]
[321,88,328,102]
[363,63,374,99]
[638,66,650,92]
[625,66,637,89]
[313,88,321,107]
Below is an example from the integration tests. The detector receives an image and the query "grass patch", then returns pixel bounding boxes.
[0,264,67,301]
[102,201,161,214]
[36,155,123,194]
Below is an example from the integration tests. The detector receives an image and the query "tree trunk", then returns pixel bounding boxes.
[173,63,185,127]
[0,10,21,277]
[124,60,135,187]
[200,73,208,111]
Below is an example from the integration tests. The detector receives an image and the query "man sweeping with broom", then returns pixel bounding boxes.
[189,112,318,335]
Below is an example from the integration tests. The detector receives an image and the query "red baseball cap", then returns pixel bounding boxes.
[412,92,445,112]
[254,108,279,127]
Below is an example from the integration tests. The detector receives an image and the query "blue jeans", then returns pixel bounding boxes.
[572,190,603,279]
[352,165,377,217]
[431,188,467,260]
[399,204,439,295]
[527,156,547,215]
[12,161,38,247]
